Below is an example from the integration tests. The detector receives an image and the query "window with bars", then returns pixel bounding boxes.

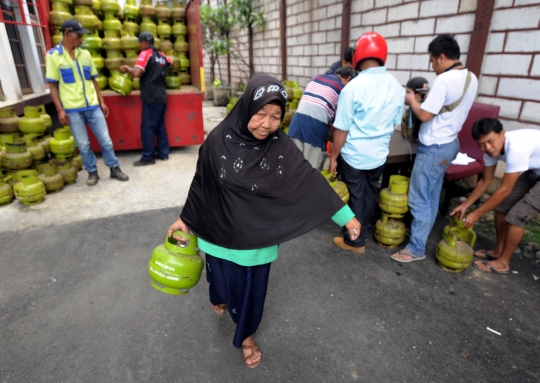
[2,5,33,94]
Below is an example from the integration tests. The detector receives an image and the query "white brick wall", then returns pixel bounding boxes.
[397,54,430,70]
[498,78,540,101]
[478,75,498,96]
[477,96,522,119]
[387,2,419,22]
[419,0,459,17]
[491,7,540,30]
[531,56,540,76]
[504,31,540,52]
[486,33,505,53]
[521,101,540,123]
[483,54,533,76]
[435,14,475,34]
[362,9,388,25]
[386,37,415,53]
[401,19,435,36]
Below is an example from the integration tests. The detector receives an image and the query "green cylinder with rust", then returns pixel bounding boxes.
[72,154,83,171]
[50,127,76,157]
[23,134,46,162]
[19,106,46,135]
[148,231,204,295]
[0,175,14,206]
[38,163,65,193]
[436,235,474,272]
[14,169,46,205]
[378,175,410,217]
[1,140,33,170]
[374,213,407,248]
[442,214,477,248]
[56,155,78,185]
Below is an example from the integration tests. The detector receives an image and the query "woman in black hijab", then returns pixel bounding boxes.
[167,73,360,368]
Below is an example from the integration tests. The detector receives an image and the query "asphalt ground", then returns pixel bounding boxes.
[1,207,539,382]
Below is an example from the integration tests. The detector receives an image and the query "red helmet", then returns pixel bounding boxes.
[353,32,388,69]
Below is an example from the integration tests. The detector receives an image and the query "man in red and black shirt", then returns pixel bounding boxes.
[120,32,172,166]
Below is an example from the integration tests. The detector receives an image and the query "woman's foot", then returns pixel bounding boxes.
[241,336,262,368]
[211,303,226,315]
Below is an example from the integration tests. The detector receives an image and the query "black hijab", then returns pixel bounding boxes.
[180,73,346,249]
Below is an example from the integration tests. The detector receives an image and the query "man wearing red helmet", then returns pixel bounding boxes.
[330,32,405,254]
[391,34,478,263]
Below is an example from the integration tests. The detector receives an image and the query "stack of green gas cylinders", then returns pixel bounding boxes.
[374,175,410,248]
[279,80,302,134]
[49,0,192,95]
[0,105,81,206]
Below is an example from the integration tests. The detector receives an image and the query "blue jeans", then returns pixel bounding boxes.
[67,108,120,173]
[141,102,169,161]
[405,139,459,256]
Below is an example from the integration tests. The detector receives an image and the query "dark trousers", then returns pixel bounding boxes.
[338,156,385,247]
[141,102,169,161]
[206,254,271,348]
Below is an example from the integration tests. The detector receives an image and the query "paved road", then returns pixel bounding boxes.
[1,208,539,382]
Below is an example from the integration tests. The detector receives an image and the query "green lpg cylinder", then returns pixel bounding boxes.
[23,134,46,162]
[37,163,65,193]
[55,155,78,185]
[36,105,52,131]
[374,213,407,248]
[72,153,83,171]
[0,175,14,206]
[0,107,20,134]
[320,170,350,204]
[378,175,410,217]
[14,170,46,205]
[19,106,46,135]
[436,234,474,273]
[50,127,76,157]
[148,231,204,295]
[1,140,33,171]
[443,214,477,248]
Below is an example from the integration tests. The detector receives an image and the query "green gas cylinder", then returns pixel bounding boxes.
[443,214,477,248]
[148,231,204,295]
[320,170,350,204]
[23,134,46,162]
[374,213,407,248]
[378,175,410,217]
[436,234,474,272]
[108,70,133,96]
[19,106,46,135]
[72,154,83,171]
[36,105,52,130]
[0,107,20,133]
[37,163,65,193]
[50,127,76,157]
[1,139,33,170]
[14,170,46,205]
[0,175,14,206]
[55,155,78,184]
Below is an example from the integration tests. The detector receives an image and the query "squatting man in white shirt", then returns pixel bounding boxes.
[451,118,540,274]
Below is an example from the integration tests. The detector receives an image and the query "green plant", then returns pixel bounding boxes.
[200,2,234,83]
[228,0,266,78]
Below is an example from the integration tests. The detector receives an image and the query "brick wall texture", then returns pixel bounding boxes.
[204,0,540,131]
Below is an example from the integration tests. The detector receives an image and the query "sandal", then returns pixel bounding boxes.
[473,260,509,275]
[242,343,261,369]
[390,249,426,263]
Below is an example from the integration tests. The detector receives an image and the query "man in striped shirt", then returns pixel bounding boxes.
[288,67,353,169]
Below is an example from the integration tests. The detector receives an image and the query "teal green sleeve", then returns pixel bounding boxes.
[331,205,355,227]
[198,238,278,267]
